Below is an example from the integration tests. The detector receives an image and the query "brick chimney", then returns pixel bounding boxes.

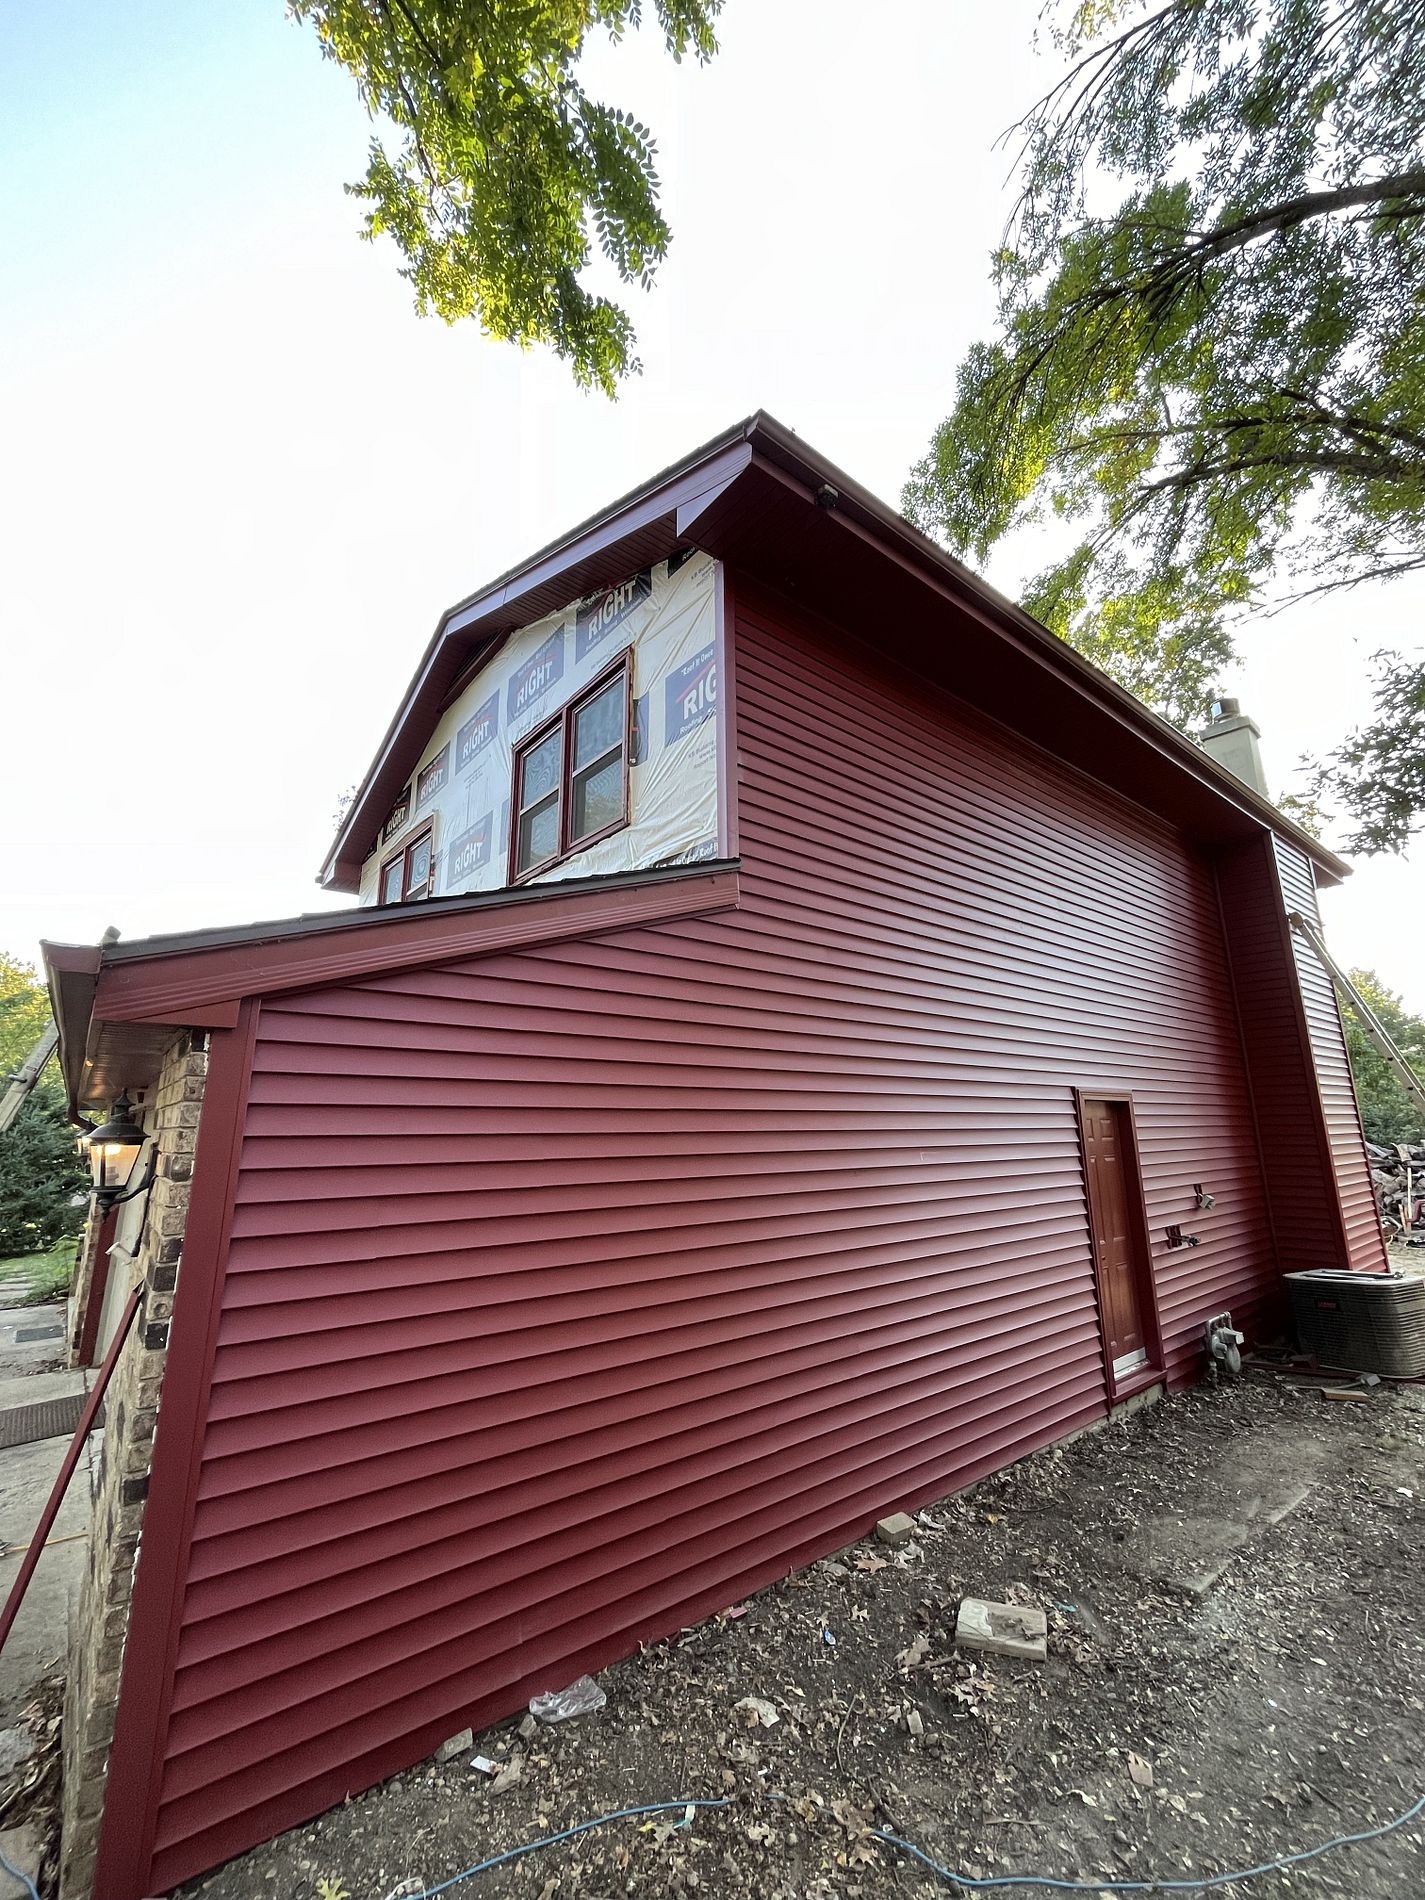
[1201,694,1268,797]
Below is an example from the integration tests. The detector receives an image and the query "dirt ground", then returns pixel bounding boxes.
[182,1366,1425,1900]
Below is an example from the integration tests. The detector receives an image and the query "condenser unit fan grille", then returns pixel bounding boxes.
[1285,1270,1425,1377]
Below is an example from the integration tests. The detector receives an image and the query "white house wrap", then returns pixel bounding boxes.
[358,551,722,905]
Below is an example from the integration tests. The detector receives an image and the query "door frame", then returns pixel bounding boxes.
[1073,1088,1165,1400]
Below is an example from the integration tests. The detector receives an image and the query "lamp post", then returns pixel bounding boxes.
[81,1094,148,1212]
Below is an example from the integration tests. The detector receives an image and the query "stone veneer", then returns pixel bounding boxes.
[59,1030,208,1900]
[65,1215,106,1368]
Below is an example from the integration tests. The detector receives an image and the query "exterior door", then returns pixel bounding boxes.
[1078,1096,1155,1384]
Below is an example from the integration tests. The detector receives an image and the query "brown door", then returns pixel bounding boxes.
[1079,1097,1153,1378]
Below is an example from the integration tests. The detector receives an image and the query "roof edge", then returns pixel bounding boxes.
[92,860,742,1027]
[319,407,1348,891]
[320,415,759,890]
[739,415,1350,886]
[41,942,103,1121]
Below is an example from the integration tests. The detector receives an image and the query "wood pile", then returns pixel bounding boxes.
[1366,1142,1425,1240]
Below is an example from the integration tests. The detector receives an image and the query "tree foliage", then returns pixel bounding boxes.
[292,0,722,393]
[1342,967,1425,1145]
[1,952,53,1092]
[0,954,86,1257]
[904,0,1425,831]
[0,1098,87,1258]
[1312,648,1425,851]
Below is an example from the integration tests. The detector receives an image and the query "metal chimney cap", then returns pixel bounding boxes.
[1208,694,1241,721]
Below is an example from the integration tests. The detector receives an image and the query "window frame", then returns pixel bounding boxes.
[378,819,436,906]
[509,650,633,884]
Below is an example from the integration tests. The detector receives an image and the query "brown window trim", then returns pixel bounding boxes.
[378,820,436,906]
[509,650,633,885]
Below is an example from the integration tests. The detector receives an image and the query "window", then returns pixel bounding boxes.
[511,655,632,880]
[379,823,435,905]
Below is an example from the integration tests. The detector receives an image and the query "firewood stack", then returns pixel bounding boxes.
[1366,1142,1425,1242]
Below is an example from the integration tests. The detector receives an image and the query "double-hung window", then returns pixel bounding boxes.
[511,654,632,880]
[379,822,435,905]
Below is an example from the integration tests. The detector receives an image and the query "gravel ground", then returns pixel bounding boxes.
[183,1368,1425,1900]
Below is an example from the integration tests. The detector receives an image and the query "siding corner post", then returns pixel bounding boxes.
[715,562,740,861]
[90,1001,260,1900]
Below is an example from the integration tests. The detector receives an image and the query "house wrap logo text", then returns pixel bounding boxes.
[575,570,651,661]
[507,629,566,720]
[445,813,493,889]
[456,692,500,775]
[415,745,450,810]
[665,643,717,743]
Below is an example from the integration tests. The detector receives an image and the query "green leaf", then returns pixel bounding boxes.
[291,0,723,393]
[905,0,1425,849]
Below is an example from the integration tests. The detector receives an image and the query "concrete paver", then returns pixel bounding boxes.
[0,1304,72,1385]
[0,1303,92,1723]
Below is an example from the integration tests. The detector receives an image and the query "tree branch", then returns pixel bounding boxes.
[373,0,441,190]
[1267,552,1425,611]
[1136,171,1425,273]
[1140,446,1420,498]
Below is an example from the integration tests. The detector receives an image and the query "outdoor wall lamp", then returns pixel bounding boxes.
[82,1093,149,1212]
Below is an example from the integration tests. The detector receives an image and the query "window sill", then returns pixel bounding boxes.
[511,815,631,888]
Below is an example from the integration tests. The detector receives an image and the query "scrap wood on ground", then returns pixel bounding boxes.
[181,1374,1425,1900]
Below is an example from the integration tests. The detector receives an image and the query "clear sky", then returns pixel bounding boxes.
[2,2,1420,1005]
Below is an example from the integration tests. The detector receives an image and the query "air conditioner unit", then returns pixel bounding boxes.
[1285,1269,1425,1378]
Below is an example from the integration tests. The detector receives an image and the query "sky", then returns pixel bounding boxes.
[1,1,1420,1007]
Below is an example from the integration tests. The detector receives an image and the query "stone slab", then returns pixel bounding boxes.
[955,1597,1047,1661]
[875,1513,916,1547]
[0,1369,88,1415]
[0,1433,93,1722]
[1160,1481,1315,1598]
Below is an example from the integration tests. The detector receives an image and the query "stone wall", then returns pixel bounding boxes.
[65,1212,105,1367]
[59,1030,208,1900]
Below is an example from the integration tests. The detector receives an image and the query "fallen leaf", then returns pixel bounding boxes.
[489,1760,523,1796]
[733,1696,781,1729]
[854,1554,889,1573]
[896,1633,932,1671]
[1128,1752,1154,1789]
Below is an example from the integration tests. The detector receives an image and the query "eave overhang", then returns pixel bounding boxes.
[321,424,756,892]
[321,410,1348,898]
[44,860,741,1117]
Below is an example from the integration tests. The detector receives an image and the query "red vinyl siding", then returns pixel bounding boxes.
[1272,840,1387,1272]
[138,579,1283,1892]
[1214,838,1341,1274]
